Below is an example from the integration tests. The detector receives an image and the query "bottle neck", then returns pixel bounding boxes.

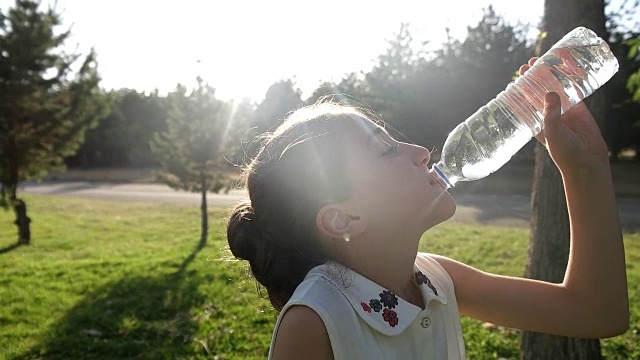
[429,163,454,189]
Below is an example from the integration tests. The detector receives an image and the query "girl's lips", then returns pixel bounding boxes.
[426,170,438,187]
[427,167,448,189]
[428,172,447,189]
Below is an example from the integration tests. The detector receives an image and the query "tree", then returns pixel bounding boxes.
[606,32,640,160]
[304,75,369,107]
[220,97,256,169]
[0,0,108,244]
[522,0,608,358]
[352,13,533,156]
[67,89,168,168]
[627,36,640,101]
[627,36,640,157]
[252,79,303,134]
[246,79,302,157]
[458,6,535,104]
[601,0,640,159]
[150,79,230,244]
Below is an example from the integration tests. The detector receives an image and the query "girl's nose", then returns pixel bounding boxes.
[408,144,430,168]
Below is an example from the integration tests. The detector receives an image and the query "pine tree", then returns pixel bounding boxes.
[150,79,230,244]
[0,0,108,244]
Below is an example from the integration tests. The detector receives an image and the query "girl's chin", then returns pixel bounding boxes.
[424,202,457,229]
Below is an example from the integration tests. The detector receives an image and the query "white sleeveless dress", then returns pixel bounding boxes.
[268,253,466,359]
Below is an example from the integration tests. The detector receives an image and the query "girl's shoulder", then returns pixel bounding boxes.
[415,252,456,294]
[269,263,361,359]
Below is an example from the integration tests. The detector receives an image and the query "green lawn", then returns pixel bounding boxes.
[0,195,638,359]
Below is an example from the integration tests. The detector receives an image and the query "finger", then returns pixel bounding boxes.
[519,64,530,76]
[542,92,562,141]
[528,57,538,66]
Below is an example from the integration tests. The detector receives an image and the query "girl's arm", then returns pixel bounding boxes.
[433,164,629,337]
[271,306,334,359]
[434,61,628,337]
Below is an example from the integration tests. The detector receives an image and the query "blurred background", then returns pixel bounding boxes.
[1,0,639,359]
[3,0,639,180]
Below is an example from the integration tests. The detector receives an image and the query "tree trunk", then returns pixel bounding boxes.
[0,184,6,207]
[8,185,31,245]
[13,198,32,245]
[521,0,607,358]
[522,145,603,359]
[200,173,208,247]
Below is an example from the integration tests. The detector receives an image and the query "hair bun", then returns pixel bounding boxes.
[227,201,260,262]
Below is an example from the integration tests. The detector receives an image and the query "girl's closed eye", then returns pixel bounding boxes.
[383,144,400,156]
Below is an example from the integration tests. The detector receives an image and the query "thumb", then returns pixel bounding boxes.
[542,92,562,140]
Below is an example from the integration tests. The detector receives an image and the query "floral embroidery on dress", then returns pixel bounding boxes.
[415,270,438,296]
[382,308,399,327]
[360,290,400,327]
[361,302,372,313]
[379,290,399,309]
[415,271,428,285]
[369,299,382,313]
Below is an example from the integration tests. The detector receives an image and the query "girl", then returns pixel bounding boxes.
[227,58,629,359]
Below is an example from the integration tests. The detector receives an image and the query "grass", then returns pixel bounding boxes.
[0,195,638,359]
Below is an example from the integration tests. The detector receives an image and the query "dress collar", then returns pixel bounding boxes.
[310,258,447,336]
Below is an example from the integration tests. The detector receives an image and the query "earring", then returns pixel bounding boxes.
[343,233,351,242]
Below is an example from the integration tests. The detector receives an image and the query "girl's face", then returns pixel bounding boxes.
[343,117,456,237]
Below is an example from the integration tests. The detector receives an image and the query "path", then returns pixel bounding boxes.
[20,181,640,231]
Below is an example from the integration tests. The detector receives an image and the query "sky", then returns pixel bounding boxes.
[3,0,547,101]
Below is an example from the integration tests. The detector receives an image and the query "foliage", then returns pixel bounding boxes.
[221,97,256,169]
[0,0,108,198]
[627,37,640,101]
[56,5,640,171]
[605,32,640,158]
[1,195,638,359]
[67,89,168,168]
[237,79,304,159]
[606,0,640,35]
[68,90,253,171]
[150,79,230,193]
[304,75,370,108]
[252,79,303,134]
[337,8,535,159]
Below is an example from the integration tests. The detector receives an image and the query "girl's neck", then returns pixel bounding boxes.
[340,237,423,308]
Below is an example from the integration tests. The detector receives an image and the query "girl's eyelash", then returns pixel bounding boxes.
[383,144,400,155]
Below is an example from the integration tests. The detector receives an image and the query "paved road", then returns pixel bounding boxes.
[22,182,248,208]
[20,181,640,231]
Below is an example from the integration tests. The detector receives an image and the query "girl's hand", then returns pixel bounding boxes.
[519,57,610,175]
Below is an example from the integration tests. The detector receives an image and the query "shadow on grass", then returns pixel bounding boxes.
[15,239,210,360]
[0,243,21,255]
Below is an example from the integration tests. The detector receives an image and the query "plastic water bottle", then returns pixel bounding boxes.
[430,27,619,189]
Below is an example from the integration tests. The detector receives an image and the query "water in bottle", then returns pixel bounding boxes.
[430,27,619,189]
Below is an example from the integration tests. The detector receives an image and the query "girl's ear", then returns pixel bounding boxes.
[316,204,366,240]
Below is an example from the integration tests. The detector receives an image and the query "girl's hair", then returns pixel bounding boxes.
[227,102,372,310]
